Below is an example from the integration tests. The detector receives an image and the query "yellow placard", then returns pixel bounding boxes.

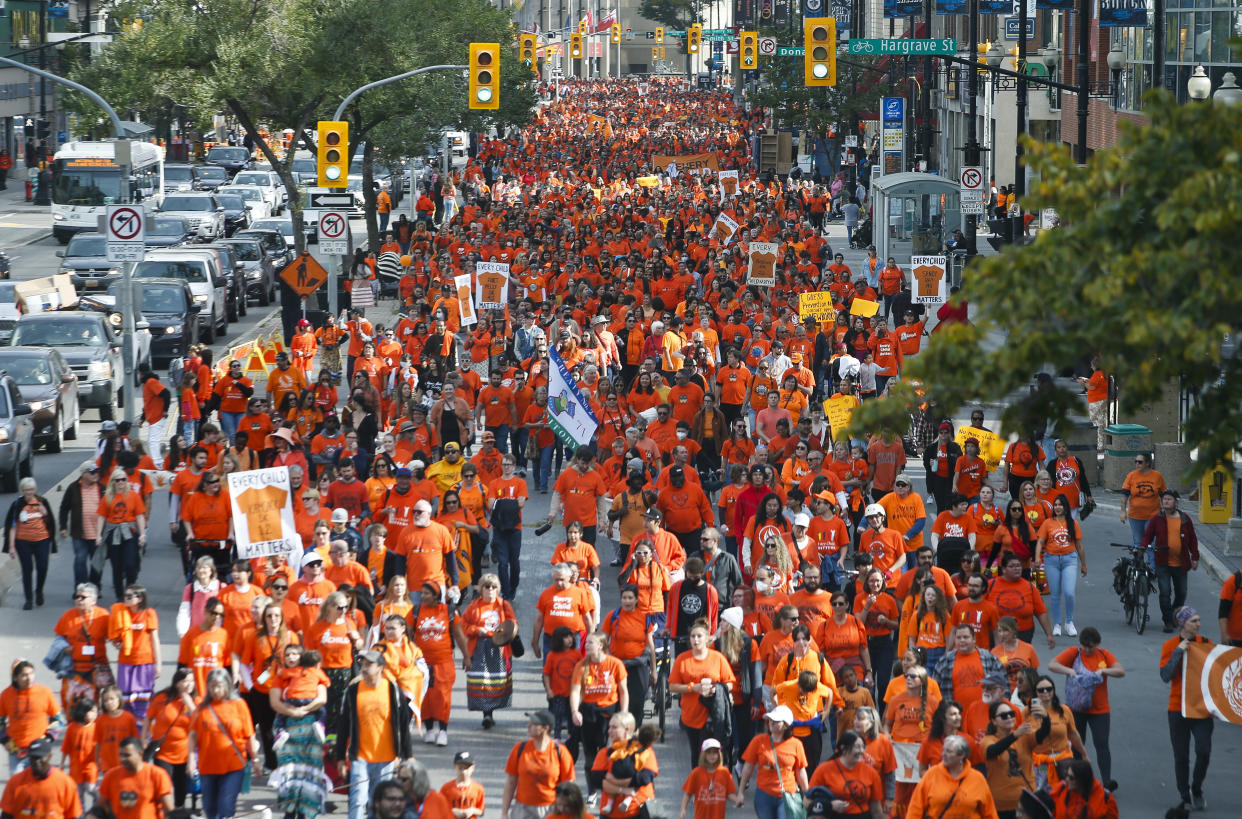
[635,176,661,187]
[1200,465,1234,525]
[823,396,857,437]
[851,298,879,318]
[799,291,837,324]
[955,425,1006,472]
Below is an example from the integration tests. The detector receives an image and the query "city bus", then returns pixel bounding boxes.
[51,140,165,244]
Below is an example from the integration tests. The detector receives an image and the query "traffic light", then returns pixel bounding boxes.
[316,121,348,188]
[546,46,555,60]
[469,43,500,110]
[655,26,664,44]
[578,20,587,35]
[803,17,836,86]
[570,32,583,59]
[520,33,537,66]
[652,46,660,60]
[611,24,621,44]
[687,24,701,54]
[740,31,757,69]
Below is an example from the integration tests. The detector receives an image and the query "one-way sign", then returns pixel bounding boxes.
[309,191,355,208]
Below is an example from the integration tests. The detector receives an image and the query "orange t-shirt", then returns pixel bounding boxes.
[668,650,736,729]
[354,679,398,763]
[536,585,593,635]
[552,468,608,527]
[97,491,146,524]
[188,698,254,775]
[275,664,332,700]
[887,690,940,743]
[740,734,808,797]
[396,521,455,592]
[61,720,98,784]
[1036,517,1081,557]
[571,655,627,708]
[504,739,576,807]
[145,691,197,765]
[0,684,60,748]
[98,761,172,819]
[808,758,883,814]
[233,484,289,545]
[177,624,230,694]
[682,766,737,819]
[304,621,356,669]
[440,779,486,818]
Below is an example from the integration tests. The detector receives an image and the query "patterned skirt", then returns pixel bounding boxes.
[270,714,332,819]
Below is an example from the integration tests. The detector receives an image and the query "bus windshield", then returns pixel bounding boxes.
[52,161,123,206]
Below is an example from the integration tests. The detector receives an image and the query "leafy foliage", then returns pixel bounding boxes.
[636,0,709,30]
[847,92,1242,479]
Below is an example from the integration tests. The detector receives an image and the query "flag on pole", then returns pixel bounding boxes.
[594,9,617,33]
[1182,641,1242,725]
[546,348,599,449]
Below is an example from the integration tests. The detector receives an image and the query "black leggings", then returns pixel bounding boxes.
[1071,710,1112,784]
[154,758,189,807]
[244,688,278,770]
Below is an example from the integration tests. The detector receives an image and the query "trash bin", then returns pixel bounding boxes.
[1102,423,1153,490]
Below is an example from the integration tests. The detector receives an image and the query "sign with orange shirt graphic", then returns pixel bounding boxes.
[747,241,778,287]
[911,255,947,305]
[475,262,510,310]
[454,274,478,327]
[718,169,739,201]
[710,211,739,245]
[227,467,300,559]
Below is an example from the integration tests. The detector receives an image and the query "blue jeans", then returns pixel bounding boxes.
[511,427,529,469]
[72,537,99,587]
[537,442,555,491]
[1128,517,1155,566]
[200,768,244,819]
[220,411,243,442]
[182,419,199,444]
[492,528,523,600]
[349,758,396,819]
[1044,551,1079,624]
[753,788,788,819]
[1155,565,1189,628]
[487,423,511,454]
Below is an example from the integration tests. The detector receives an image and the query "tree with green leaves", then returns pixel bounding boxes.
[846,93,1242,480]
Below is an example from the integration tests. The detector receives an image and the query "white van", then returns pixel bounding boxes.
[135,249,229,343]
[440,130,469,169]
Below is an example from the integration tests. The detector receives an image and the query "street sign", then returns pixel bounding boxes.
[776,45,804,57]
[759,37,777,55]
[959,165,984,204]
[1004,17,1035,38]
[843,135,859,147]
[317,210,350,255]
[848,38,956,55]
[308,191,355,208]
[962,201,986,215]
[805,0,824,11]
[105,205,144,262]
[279,252,330,297]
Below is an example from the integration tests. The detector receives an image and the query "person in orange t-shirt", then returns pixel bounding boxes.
[681,738,737,819]
[440,752,486,819]
[177,599,230,695]
[113,584,162,719]
[187,671,258,819]
[669,623,737,765]
[143,669,198,808]
[97,737,173,819]
[503,713,576,812]
[547,449,610,541]
[807,730,884,817]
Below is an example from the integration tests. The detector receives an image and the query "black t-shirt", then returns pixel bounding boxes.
[676,582,708,636]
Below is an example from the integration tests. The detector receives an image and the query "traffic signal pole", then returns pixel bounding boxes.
[963,0,981,258]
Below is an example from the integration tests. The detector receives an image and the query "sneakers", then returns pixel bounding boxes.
[586,793,600,810]
[1065,621,1078,637]
[1192,793,1206,811]
[272,730,290,751]
[1053,623,1062,637]
[436,728,448,746]
[312,722,326,744]
[423,725,437,744]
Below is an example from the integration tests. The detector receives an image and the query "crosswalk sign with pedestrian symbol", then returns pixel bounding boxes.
[279,252,329,297]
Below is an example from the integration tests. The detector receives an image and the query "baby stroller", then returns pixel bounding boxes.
[850,216,872,249]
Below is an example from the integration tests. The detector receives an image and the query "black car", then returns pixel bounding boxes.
[95,279,200,367]
[56,233,121,292]
[145,216,193,247]
[202,243,248,322]
[214,193,250,237]
[205,145,253,176]
[234,228,292,269]
[218,237,278,306]
[193,164,231,191]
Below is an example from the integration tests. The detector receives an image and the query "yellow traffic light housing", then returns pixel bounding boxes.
[803,18,836,86]
[520,34,536,65]
[578,20,587,35]
[316,120,348,188]
[687,24,701,54]
[652,46,659,60]
[570,32,583,59]
[469,43,500,110]
[611,24,621,44]
[740,31,757,69]
[655,26,664,44]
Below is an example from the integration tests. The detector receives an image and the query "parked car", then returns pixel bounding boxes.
[145,216,193,247]
[0,283,19,345]
[218,184,273,220]
[160,193,226,241]
[0,372,33,492]
[56,233,121,292]
[231,171,285,214]
[193,164,230,191]
[213,193,251,238]
[8,310,149,422]
[218,237,278,306]
[234,228,292,269]
[205,145,253,176]
[201,243,248,321]
[135,250,228,343]
[0,347,79,453]
[163,163,198,193]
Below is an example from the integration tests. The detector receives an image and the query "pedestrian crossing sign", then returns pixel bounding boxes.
[279,252,329,297]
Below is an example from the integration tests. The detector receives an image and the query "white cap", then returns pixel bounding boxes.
[331,508,349,523]
[792,513,811,528]
[700,738,722,752]
[300,551,324,570]
[764,705,795,725]
[864,503,886,518]
[719,607,743,631]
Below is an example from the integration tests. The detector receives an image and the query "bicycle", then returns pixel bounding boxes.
[644,630,675,740]
[1111,543,1156,634]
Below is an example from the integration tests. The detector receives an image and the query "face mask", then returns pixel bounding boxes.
[676,430,688,440]
[754,580,770,595]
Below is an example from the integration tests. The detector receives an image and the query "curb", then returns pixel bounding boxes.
[0,455,95,608]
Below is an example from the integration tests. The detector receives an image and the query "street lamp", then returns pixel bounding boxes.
[986,43,1005,68]
[1214,72,1242,106]
[1188,65,1211,101]
[1106,43,1126,109]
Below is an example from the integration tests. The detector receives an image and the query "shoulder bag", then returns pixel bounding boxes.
[207,702,252,794]
[769,735,807,819]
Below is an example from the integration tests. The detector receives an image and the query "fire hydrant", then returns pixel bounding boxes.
[24,179,32,202]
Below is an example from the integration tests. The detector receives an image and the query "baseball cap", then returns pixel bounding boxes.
[894,474,912,486]
[764,705,794,725]
[938,422,953,432]
[358,649,385,666]
[300,552,324,570]
[454,751,475,765]
[482,431,496,442]
[700,738,722,752]
[982,672,1008,688]
[790,352,804,363]
[85,464,100,473]
[26,738,52,758]
[444,442,461,453]
[101,420,118,432]
[331,508,349,523]
[642,508,663,520]
[410,460,426,470]
[394,466,412,478]
[526,709,556,727]
[792,513,811,528]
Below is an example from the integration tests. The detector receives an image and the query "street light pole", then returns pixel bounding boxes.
[1075,0,1089,164]
[1012,0,1029,246]
[963,0,981,257]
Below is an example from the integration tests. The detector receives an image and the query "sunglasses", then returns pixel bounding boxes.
[995,711,1016,719]
[905,673,921,679]
[270,584,288,591]
[831,601,849,608]
[1036,686,1055,693]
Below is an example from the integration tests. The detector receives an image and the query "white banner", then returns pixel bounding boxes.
[911,255,948,305]
[747,241,779,287]
[710,211,739,245]
[227,467,301,559]
[455,274,478,326]
[475,262,510,311]
[546,348,600,449]
[718,169,739,202]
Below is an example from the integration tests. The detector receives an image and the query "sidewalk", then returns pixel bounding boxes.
[0,169,53,250]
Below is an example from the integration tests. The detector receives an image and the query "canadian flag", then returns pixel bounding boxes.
[592,9,616,33]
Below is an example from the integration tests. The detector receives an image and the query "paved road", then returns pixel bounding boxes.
[1,214,1238,815]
